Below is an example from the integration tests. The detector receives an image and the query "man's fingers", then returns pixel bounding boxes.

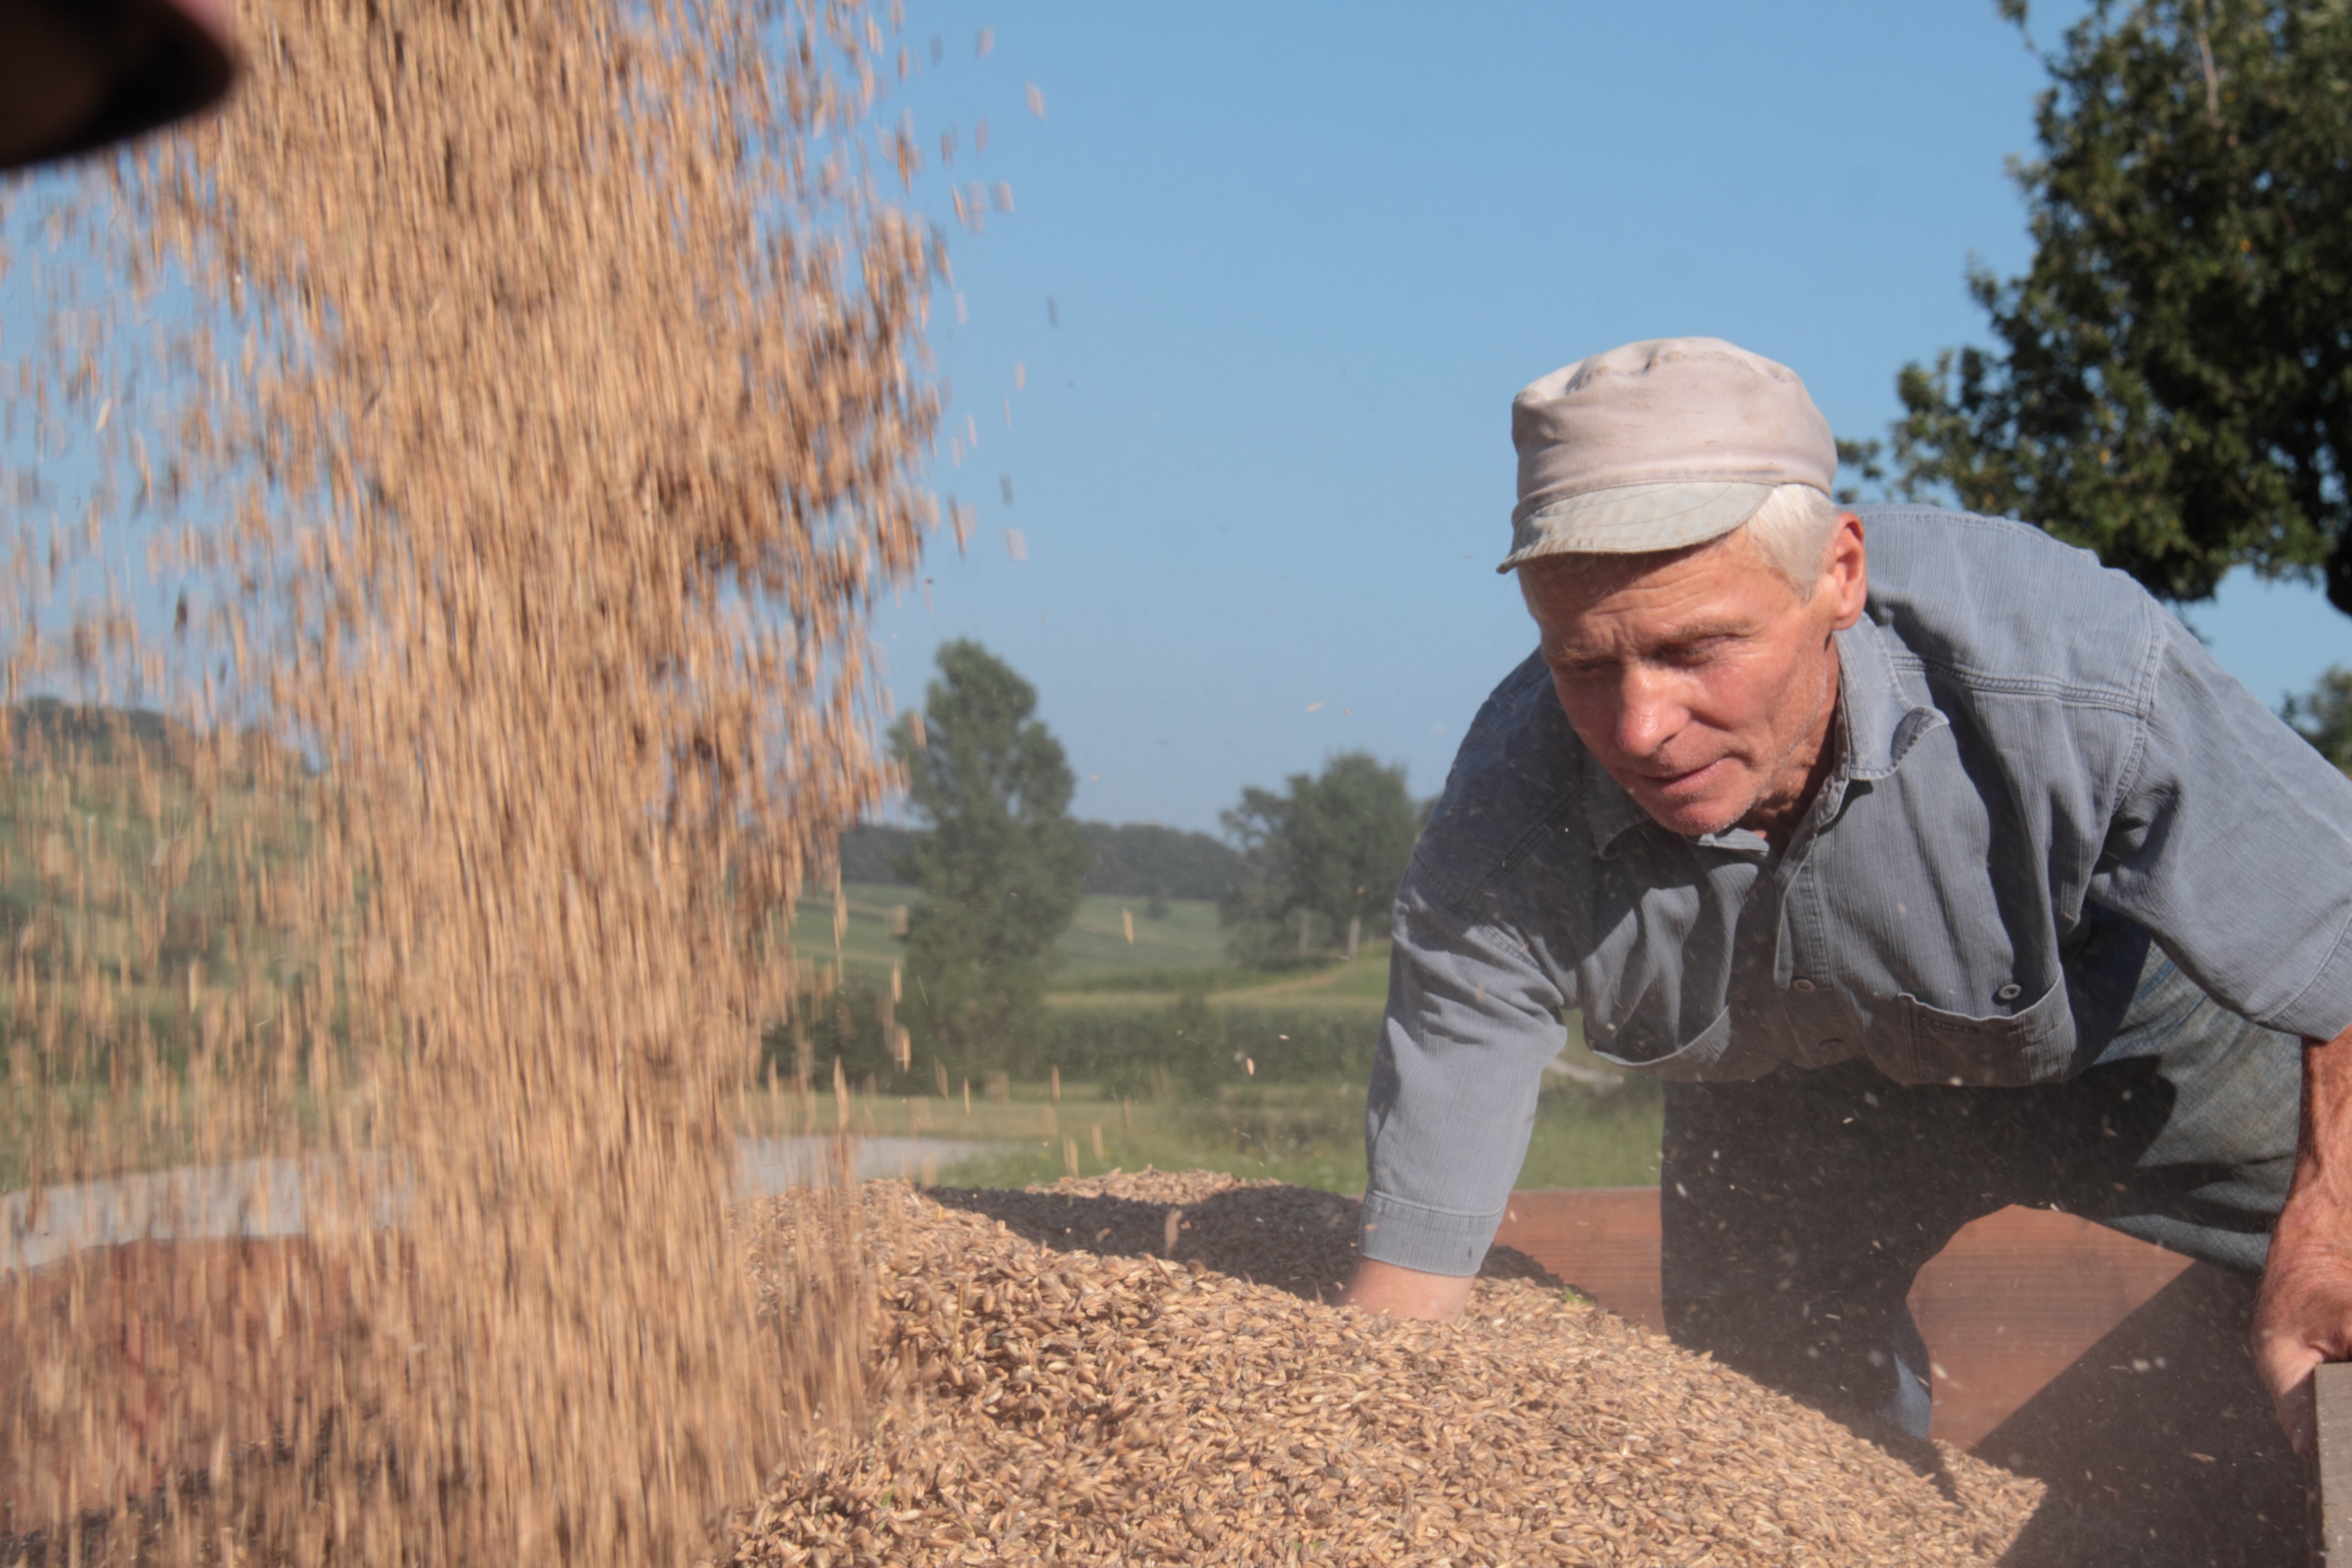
[2269,1362,2318,1458]
[2252,1313,2330,1456]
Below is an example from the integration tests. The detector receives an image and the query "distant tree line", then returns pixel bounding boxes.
[833,823,917,884]
[836,812,1243,900]
[1078,822,1242,903]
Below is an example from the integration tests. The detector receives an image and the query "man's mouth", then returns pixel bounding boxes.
[1632,758,1725,797]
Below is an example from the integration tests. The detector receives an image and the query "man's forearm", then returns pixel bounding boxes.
[2269,1024,2352,1281]
[2251,1020,2352,1451]
[1335,1257,1476,1322]
[2290,1025,2352,1222]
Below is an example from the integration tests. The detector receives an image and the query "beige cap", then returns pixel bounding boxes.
[1498,337,1836,572]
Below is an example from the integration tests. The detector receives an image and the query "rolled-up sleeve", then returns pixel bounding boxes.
[2097,609,2352,1041]
[1359,866,1572,1275]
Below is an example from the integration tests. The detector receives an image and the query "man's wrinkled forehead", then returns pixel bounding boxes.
[1517,527,1760,613]
[1519,527,1808,650]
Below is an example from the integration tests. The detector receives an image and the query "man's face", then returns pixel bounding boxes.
[1519,516,1867,839]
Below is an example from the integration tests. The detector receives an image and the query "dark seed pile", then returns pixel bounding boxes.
[732,1172,2044,1567]
[928,1168,1563,1304]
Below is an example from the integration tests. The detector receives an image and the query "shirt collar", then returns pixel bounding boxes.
[1584,768,1652,860]
[1583,616,1946,859]
[1834,614,1947,783]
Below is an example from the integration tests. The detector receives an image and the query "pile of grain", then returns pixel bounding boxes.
[732,1171,2044,1568]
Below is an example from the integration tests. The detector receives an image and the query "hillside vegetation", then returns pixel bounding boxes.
[837,819,1242,901]
[0,702,331,1183]
[0,707,1657,1196]
[780,882,1661,1192]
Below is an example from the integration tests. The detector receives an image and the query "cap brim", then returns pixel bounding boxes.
[1495,481,1774,573]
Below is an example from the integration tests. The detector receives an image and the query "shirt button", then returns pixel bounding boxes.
[1792,978,1816,993]
[1996,983,2022,1002]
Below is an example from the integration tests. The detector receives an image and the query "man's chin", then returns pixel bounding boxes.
[1628,781,1751,839]
[1649,807,1744,838]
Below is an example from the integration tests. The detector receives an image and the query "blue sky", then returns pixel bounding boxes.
[8,3,2343,829]
[876,0,2352,832]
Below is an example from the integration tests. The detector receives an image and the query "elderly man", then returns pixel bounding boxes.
[1338,336,2352,1452]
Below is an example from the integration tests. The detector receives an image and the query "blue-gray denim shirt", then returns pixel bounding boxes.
[1361,505,2352,1274]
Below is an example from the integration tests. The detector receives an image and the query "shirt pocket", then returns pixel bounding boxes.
[1587,1003,1734,1080]
[1883,980,2076,1086]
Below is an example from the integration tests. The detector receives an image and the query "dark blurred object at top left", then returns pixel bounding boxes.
[0,0,235,170]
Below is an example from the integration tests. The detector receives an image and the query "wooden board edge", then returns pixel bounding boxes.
[2315,1361,2352,1564]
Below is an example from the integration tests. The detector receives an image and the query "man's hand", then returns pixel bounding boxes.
[1334,1258,1476,1322]
[2254,1020,2352,1454]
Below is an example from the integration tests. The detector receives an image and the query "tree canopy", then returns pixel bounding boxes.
[833,818,1240,903]
[1219,752,1421,966]
[1078,822,1243,903]
[890,639,1088,1073]
[2285,664,2352,770]
[1894,0,2352,613]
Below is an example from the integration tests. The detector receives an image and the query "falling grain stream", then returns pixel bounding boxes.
[3,0,933,1560]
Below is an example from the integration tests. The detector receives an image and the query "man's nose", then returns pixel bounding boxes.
[1613,666,1687,758]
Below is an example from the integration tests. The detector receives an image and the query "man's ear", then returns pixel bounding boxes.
[1822,511,1868,630]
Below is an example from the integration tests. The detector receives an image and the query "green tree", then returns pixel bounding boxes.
[2285,665,2352,771]
[1894,0,2352,613]
[1219,752,1421,967]
[890,640,1088,1075]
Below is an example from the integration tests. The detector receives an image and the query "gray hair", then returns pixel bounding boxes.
[1739,483,1843,598]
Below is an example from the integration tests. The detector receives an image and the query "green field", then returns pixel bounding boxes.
[783,885,1390,998]
[780,882,1662,1193]
[0,816,1667,1196]
[1056,895,1231,977]
[781,882,916,978]
[783,886,1235,980]
[763,1064,1661,1195]
[0,771,1662,1198]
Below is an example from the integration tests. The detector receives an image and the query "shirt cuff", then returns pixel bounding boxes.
[2269,908,2352,1042]
[1357,1189,1504,1277]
